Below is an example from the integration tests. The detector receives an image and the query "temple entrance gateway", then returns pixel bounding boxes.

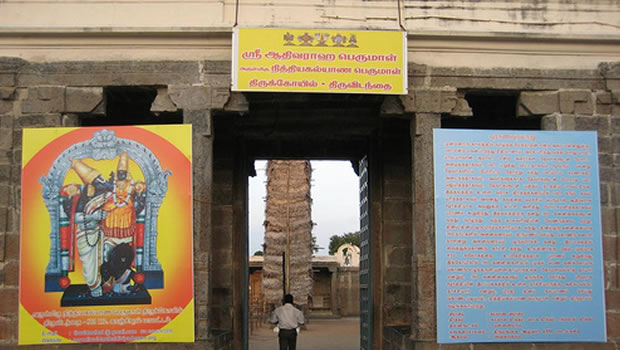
[211,93,413,350]
[247,159,360,349]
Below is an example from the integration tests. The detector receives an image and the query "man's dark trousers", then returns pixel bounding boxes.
[278,329,297,350]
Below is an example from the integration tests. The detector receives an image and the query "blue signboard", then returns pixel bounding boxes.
[434,129,606,343]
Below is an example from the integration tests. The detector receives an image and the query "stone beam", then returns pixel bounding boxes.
[400,88,457,114]
[150,87,178,113]
[518,91,559,116]
[65,87,104,114]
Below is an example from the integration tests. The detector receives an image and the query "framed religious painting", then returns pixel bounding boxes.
[19,125,194,344]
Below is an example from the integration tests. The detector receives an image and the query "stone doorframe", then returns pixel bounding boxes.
[209,91,417,350]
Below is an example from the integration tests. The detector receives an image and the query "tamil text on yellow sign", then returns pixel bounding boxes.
[232,27,407,95]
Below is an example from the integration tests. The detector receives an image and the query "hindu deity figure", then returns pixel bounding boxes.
[58,159,112,296]
[101,152,147,280]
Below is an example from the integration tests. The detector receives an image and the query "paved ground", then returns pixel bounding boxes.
[249,317,360,350]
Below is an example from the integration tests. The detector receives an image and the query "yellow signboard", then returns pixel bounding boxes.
[232,27,407,95]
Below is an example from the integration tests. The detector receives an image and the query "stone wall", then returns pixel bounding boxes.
[2,1,619,72]
[0,56,232,349]
[398,61,620,349]
[1,55,619,349]
[1,1,618,40]
[337,267,360,317]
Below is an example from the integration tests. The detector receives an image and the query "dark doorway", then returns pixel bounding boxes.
[442,91,541,130]
[212,93,389,350]
[80,86,182,126]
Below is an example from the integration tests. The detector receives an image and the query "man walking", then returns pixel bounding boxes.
[269,294,305,350]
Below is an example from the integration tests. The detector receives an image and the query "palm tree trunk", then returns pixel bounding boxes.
[262,160,313,307]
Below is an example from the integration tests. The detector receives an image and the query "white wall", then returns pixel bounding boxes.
[0,0,619,68]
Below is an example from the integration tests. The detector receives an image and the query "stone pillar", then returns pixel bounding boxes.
[380,117,413,330]
[399,87,455,343]
[0,58,24,345]
[175,83,236,345]
[410,112,441,341]
[184,107,214,341]
[210,119,235,336]
[232,139,248,350]
[329,266,338,316]
[164,80,233,345]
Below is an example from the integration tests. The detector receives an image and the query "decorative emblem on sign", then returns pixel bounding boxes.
[298,32,314,46]
[331,33,347,47]
[283,32,295,46]
[348,34,359,47]
[280,32,360,48]
[315,33,330,46]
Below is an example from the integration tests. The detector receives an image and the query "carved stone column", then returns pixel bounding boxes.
[400,89,450,342]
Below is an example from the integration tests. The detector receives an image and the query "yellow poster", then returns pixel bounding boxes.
[19,125,194,344]
[232,27,407,94]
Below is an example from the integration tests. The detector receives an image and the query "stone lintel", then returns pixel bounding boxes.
[211,87,231,110]
[168,85,230,112]
[425,66,604,91]
[18,61,201,87]
[400,88,457,114]
[518,91,559,116]
[150,87,178,113]
[21,86,65,114]
[223,92,248,113]
[451,91,472,117]
[65,86,104,113]
[169,85,212,111]
[380,96,406,116]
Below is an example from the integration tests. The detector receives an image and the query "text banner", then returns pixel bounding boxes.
[434,129,606,343]
[232,27,407,94]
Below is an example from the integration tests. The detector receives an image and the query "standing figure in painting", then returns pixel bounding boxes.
[58,159,113,297]
[101,151,147,293]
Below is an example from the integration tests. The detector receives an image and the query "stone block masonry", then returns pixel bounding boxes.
[0,57,230,350]
[397,62,620,350]
[0,55,619,350]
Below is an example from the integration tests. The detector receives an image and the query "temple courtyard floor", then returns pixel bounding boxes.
[249,317,360,350]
